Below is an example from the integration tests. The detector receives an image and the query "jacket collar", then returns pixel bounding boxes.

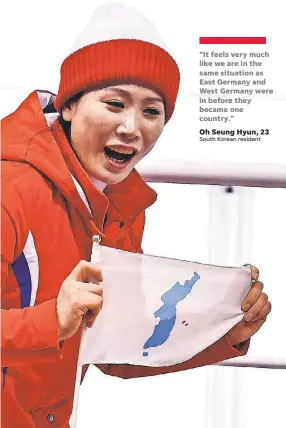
[3,88,157,232]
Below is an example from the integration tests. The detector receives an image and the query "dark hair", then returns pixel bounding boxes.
[57,91,85,142]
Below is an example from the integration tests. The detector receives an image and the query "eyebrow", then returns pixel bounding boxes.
[102,87,164,104]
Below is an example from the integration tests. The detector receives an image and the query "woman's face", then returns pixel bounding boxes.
[62,84,165,185]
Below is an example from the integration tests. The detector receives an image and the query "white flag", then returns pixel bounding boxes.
[78,246,251,367]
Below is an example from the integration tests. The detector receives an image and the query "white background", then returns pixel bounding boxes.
[1,0,286,427]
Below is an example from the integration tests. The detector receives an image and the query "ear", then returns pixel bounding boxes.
[62,104,72,122]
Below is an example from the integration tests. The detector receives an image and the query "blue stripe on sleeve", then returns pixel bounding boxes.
[3,253,32,389]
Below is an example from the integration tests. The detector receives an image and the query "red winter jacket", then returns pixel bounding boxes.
[1,90,250,427]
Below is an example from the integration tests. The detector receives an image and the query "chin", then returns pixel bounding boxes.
[105,172,130,185]
[91,168,131,186]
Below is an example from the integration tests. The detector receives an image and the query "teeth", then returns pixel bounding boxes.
[106,147,134,155]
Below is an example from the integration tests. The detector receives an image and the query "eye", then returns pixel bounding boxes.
[144,108,160,116]
[105,101,124,108]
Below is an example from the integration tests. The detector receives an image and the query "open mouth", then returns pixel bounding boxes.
[104,147,136,165]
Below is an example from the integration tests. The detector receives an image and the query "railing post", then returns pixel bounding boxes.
[205,185,255,428]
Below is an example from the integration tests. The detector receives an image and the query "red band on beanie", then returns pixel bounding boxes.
[54,39,180,122]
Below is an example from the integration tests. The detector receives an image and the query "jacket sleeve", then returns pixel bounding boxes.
[1,202,64,368]
[95,334,250,379]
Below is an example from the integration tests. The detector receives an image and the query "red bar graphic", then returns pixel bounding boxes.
[199,37,266,44]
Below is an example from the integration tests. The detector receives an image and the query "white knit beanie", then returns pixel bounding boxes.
[54,2,180,122]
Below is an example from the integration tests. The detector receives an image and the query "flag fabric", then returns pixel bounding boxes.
[78,246,251,367]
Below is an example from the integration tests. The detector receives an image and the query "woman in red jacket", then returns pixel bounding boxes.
[1,3,271,427]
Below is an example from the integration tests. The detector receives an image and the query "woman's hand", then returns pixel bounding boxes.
[228,265,272,346]
[56,260,104,342]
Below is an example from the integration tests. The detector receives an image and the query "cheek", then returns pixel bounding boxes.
[143,122,164,150]
[73,115,111,152]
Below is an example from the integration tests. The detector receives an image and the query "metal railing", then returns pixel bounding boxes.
[137,160,286,188]
[217,356,286,369]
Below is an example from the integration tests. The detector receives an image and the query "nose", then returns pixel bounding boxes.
[116,111,141,140]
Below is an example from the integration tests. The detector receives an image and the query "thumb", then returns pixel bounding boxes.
[85,301,103,328]
[229,317,266,344]
[240,318,266,342]
[243,264,259,281]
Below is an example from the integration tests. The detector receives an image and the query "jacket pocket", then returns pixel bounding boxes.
[28,360,64,413]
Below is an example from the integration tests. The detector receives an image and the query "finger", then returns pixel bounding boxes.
[86,311,102,327]
[66,285,103,314]
[80,293,103,315]
[85,303,103,324]
[68,260,103,282]
[87,318,98,328]
[251,301,272,322]
[85,283,104,297]
[67,280,103,297]
[244,292,268,321]
[85,298,104,326]
[242,281,264,311]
